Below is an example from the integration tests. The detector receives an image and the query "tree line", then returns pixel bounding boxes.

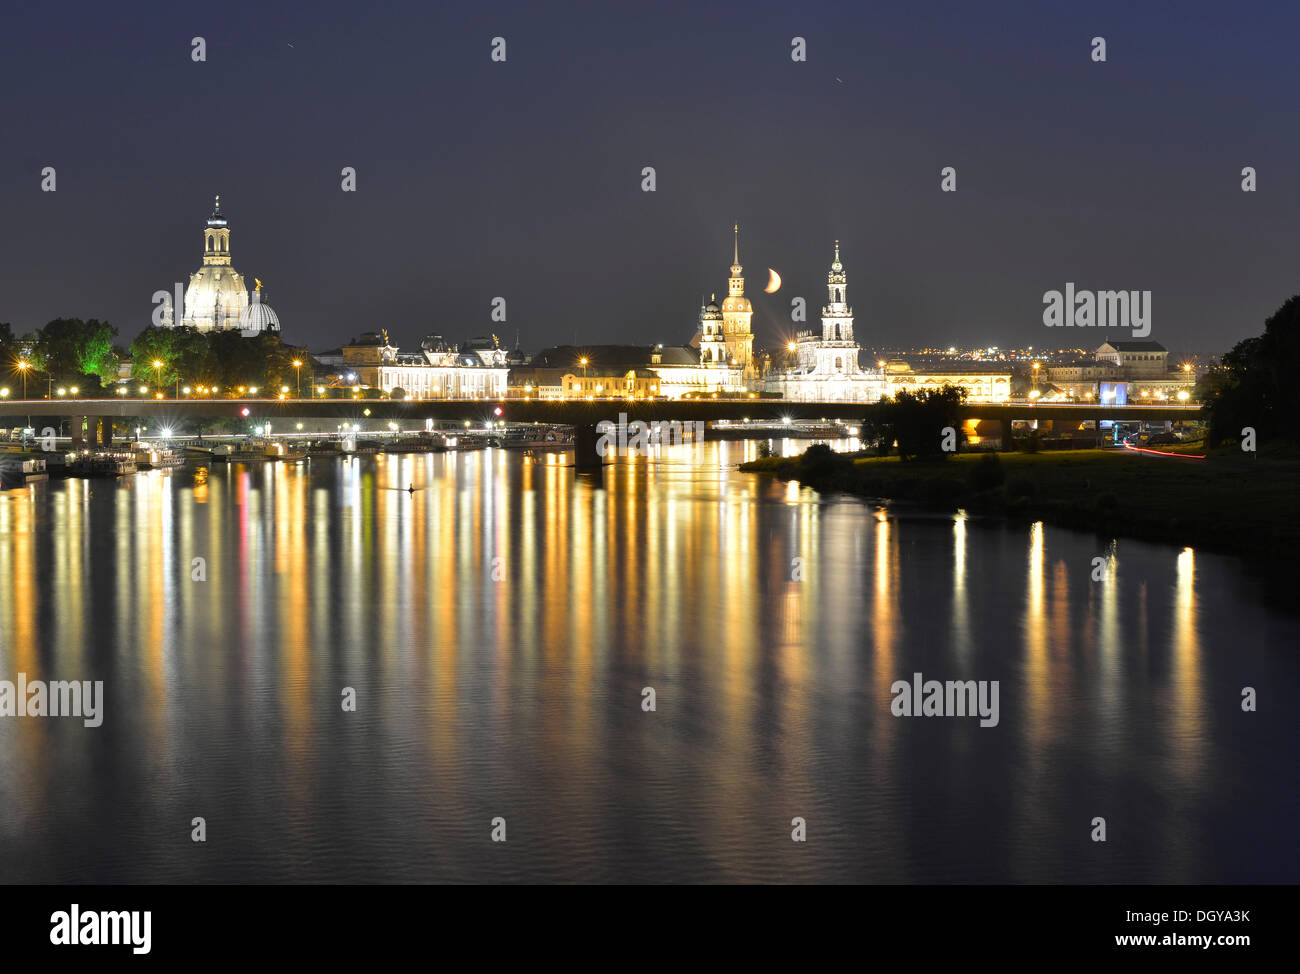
[1,320,309,396]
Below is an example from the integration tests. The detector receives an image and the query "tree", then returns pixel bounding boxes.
[130,327,186,387]
[1203,295,1300,445]
[868,386,968,460]
[37,318,119,386]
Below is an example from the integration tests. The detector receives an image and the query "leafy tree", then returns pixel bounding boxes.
[38,318,119,385]
[867,386,968,460]
[1204,295,1300,445]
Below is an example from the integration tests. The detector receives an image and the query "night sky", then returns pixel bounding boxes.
[2,0,1297,358]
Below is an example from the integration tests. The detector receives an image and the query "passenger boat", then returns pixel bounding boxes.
[68,452,137,477]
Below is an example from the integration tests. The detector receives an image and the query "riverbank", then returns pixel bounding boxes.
[741,445,1300,564]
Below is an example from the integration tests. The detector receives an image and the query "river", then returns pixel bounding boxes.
[0,441,1296,882]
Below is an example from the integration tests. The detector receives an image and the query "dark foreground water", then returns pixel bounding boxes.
[1,441,1297,883]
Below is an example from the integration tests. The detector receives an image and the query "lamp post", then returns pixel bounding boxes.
[293,359,302,398]
[153,360,163,396]
[17,360,28,399]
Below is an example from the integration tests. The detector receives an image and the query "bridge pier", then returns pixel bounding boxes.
[572,423,605,469]
[70,416,85,449]
[997,419,1014,451]
[97,418,113,448]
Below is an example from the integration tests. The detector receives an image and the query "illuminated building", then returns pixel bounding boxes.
[771,243,1012,403]
[341,331,508,399]
[699,225,756,385]
[163,196,280,335]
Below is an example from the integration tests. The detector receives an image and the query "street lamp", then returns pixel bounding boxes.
[17,360,28,399]
[152,359,163,392]
[293,360,302,398]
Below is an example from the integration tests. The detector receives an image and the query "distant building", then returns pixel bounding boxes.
[1046,340,1194,402]
[512,345,672,399]
[1095,340,1169,377]
[880,361,1013,403]
[340,331,508,399]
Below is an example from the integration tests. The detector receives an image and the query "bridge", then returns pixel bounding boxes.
[0,397,1203,465]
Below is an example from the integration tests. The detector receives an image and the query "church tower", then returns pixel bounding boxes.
[203,195,232,266]
[719,224,756,377]
[181,195,249,331]
[699,294,726,364]
[817,241,860,375]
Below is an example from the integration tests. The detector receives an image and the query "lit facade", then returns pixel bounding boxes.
[342,332,508,399]
[1045,341,1194,402]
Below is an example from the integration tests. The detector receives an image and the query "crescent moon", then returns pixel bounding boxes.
[764,268,782,293]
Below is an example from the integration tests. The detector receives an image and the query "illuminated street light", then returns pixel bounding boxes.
[293,360,302,398]
[17,360,29,399]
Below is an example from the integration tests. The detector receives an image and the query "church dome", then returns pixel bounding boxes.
[721,296,752,313]
[182,264,249,331]
[238,299,280,335]
[702,297,722,319]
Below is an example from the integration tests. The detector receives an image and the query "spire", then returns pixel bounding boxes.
[733,224,739,265]
[829,239,845,282]
[207,193,228,227]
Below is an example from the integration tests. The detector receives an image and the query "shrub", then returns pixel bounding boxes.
[970,452,1005,491]
[1006,476,1037,501]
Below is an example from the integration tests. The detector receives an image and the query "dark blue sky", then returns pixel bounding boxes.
[1,0,1296,357]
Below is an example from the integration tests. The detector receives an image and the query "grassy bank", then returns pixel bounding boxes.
[741,446,1300,563]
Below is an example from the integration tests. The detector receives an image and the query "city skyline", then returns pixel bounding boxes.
[2,0,1297,356]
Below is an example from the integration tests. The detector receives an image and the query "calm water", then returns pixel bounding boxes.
[1,441,1297,883]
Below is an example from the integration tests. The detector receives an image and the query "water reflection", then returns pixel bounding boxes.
[0,442,1296,882]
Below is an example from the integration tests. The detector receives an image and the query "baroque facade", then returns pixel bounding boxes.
[341,332,508,399]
